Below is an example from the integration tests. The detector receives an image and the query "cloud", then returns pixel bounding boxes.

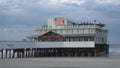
[9,6,23,15]
[50,0,120,7]
[94,0,120,5]
[50,0,85,6]
[0,0,120,24]
[0,25,35,41]
[0,0,120,43]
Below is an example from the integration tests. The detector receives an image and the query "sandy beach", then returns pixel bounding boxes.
[0,57,120,68]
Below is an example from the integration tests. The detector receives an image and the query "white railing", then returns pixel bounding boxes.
[0,41,95,49]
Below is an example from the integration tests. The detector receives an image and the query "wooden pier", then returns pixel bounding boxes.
[0,44,109,59]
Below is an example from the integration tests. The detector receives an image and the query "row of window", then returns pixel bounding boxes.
[38,29,95,35]
[38,37,94,42]
[38,25,96,30]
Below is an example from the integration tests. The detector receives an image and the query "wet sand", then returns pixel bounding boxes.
[0,57,120,68]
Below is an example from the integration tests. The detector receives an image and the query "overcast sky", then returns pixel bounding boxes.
[0,0,120,43]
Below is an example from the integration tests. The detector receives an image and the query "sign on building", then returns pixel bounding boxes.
[55,17,64,26]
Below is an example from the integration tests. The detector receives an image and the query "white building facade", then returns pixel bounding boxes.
[33,17,108,48]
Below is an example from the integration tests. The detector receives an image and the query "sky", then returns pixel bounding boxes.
[0,0,120,43]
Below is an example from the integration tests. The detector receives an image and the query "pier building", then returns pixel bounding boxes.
[0,17,109,58]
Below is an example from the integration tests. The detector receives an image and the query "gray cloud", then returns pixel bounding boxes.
[0,0,120,43]
[0,25,35,41]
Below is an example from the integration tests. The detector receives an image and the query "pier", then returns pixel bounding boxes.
[0,41,109,59]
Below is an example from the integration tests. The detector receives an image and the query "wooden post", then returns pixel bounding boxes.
[94,49,97,57]
[26,49,27,58]
[5,49,8,58]
[16,50,18,58]
[12,49,15,58]
[22,49,24,58]
[9,49,11,58]
[1,49,3,59]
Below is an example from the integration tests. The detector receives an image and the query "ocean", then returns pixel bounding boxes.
[109,44,120,57]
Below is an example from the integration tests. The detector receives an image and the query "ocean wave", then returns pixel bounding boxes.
[109,48,120,57]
